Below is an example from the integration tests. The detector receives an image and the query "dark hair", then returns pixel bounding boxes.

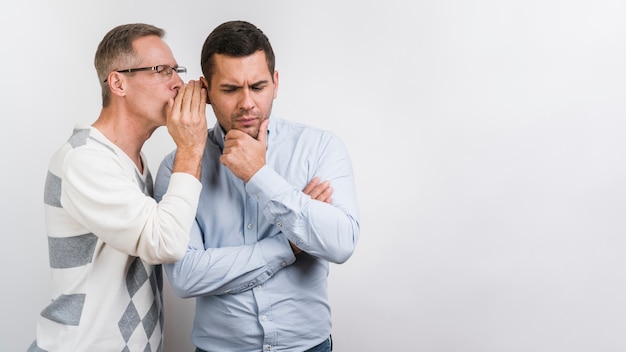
[200,20,275,88]
[94,23,165,107]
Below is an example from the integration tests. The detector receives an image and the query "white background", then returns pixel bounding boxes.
[2,1,626,351]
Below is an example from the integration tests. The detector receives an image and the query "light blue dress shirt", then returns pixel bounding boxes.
[154,117,360,352]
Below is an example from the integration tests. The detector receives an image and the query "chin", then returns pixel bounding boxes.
[247,127,260,139]
[234,125,259,138]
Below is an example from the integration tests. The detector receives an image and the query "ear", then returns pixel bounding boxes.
[200,76,211,105]
[107,72,126,98]
[272,70,279,99]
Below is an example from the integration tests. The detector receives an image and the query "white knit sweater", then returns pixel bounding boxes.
[29,125,201,352]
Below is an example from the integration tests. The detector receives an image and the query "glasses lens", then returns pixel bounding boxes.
[154,65,172,77]
[151,65,186,79]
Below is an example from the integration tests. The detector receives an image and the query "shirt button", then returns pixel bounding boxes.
[276,221,282,227]
[265,345,271,351]
[247,223,254,229]
[281,261,287,267]
[256,285,262,290]
[261,315,268,321]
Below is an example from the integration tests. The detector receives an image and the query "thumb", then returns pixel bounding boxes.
[257,118,269,144]
[165,97,175,122]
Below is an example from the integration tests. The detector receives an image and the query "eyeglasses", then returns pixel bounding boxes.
[104,65,187,82]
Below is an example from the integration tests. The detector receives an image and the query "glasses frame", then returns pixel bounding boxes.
[104,65,187,83]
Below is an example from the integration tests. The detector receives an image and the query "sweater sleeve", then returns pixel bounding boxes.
[61,147,201,264]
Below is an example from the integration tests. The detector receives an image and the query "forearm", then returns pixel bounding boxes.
[64,160,201,264]
[285,199,359,263]
[172,146,205,180]
[247,166,360,264]
[138,173,202,263]
[165,234,296,298]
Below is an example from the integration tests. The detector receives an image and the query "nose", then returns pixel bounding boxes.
[171,73,184,90]
[239,87,255,110]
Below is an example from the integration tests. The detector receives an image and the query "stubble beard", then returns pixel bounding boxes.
[231,105,272,139]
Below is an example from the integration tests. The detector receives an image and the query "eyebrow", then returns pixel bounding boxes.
[219,79,269,89]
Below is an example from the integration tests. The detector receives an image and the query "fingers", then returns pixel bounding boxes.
[289,241,302,254]
[168,86,183,120]
[184,80,206,120]
[315,181,333,204]
[302,177,320,195]
[181,81,204,114]
[196,82,207,113]
[167,80,208,150]
[257,118,269,143]
[171,80,205,115]
[179,81,194,114]
[168,82,190,124]
[303,177,333,204]
[190,80,206,114]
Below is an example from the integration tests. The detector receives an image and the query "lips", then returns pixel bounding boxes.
[236,116,257,127]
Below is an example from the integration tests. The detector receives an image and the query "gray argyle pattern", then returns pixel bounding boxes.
[118,258,163,352]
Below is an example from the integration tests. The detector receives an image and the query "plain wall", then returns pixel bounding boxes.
[3,1,626,351]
